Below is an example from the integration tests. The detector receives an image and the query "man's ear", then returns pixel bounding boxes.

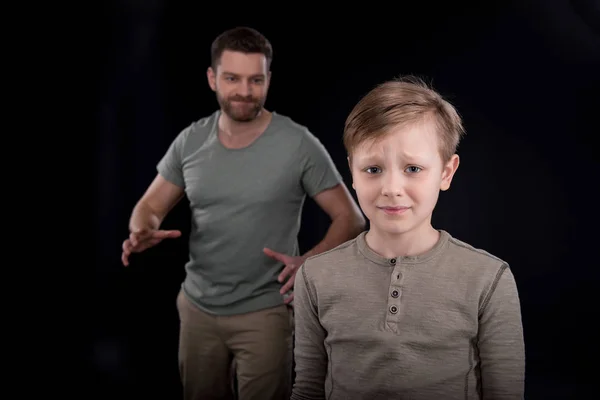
[207,66,217,91]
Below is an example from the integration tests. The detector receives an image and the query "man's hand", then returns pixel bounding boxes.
[121,228,182,266]
[263,248,305,304]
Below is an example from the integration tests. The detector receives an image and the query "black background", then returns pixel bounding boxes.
[93,0,599,398]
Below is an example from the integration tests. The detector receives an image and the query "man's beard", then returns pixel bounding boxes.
[217,93,264,122]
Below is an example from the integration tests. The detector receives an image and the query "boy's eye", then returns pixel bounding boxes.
[365,167,382,174]
[406,166,422,173]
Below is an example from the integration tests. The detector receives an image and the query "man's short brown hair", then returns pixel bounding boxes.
[343,76,465,163]
[211,26,273,70]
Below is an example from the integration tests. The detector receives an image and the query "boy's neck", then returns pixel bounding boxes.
[365,223,441,259]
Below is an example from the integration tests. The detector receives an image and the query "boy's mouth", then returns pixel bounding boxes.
[378,206,410,215]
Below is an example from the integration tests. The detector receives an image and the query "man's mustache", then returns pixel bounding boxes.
[229,96,257,103]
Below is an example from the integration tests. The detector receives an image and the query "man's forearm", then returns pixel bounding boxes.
[129,200,163,232]
[302,212,365,261]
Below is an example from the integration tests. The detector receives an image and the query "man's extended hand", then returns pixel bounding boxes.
[263,248,305,304]
[122,228,182,266]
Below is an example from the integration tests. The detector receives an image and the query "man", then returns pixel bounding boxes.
[121,26,366,400]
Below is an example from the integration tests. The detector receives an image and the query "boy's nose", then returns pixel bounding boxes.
[381,172,404,197]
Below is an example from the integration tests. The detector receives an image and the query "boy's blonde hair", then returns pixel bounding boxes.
[343,76,465,163]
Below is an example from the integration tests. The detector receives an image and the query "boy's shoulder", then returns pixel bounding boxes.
[300,234,363,275]
[443,231,508,270]
[440,231,514,293]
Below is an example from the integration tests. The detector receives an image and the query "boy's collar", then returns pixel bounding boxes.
[356,230,449,266]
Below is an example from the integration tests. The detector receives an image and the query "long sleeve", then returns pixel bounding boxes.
[478,264,526,399]
[291,264,328,400]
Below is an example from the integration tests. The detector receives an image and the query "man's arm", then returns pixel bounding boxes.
[478,264,526,399]
[291,264,328,400]
[132,122,189,232]
[122,174,185,266]
[129,174,185,232]
[122,125,191,266]
[262,130,365,301]
[301,183,365,261]
[298,129,365,260]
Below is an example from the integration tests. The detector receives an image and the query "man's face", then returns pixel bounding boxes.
[207,50,270,122]
[349,121,459,237]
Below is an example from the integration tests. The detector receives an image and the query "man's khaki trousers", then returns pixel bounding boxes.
[176,289,294,400]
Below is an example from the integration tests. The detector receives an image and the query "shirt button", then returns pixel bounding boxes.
[390,258,396,265]
[391,290,399,298]
[389,305,398,314]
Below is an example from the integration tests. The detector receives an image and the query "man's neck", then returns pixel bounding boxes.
[218,108,271,137]
[365,221,440,259]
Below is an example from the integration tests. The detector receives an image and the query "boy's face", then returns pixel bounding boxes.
[349,121,460,237]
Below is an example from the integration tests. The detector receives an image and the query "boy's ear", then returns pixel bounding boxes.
[347,156,356,190]
[440,154,460,191]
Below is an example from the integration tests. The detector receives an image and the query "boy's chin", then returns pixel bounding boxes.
[371,218,431,237]
[372,221,415,236]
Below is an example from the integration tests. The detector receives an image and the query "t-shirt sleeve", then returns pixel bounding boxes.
[156,126,191,188]
[298,130,344,198]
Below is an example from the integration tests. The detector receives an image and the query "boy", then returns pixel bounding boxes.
[291,76,525,399]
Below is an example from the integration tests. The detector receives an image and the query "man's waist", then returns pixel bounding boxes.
[181,278,285,316]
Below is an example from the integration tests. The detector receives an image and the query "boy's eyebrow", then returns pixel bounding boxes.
[400,152,427,162]
[355,152,428,164]
[354,154,381,164]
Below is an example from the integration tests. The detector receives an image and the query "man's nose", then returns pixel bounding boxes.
[238,80,252,96]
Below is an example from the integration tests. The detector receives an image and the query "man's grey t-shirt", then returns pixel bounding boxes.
[157,111,344,316]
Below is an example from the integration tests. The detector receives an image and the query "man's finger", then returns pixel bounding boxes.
[131,229,153,245]
[283,292,294,305]
[280,274,296,294]
[126,236,146,252]
[129,232,139,247]
[152,230,182,240]
[122,240,131,266]
[264,247,287,263]
[148,237,162,247]
[277,265,294,283]
[131,227,150,237]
